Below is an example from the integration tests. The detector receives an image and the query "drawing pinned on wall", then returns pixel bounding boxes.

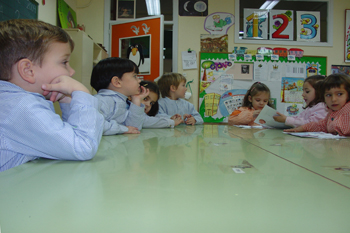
[281,77,304,103]
[204,93,221,116]
[200,34,228,52]
[269,10,294,41]
[219,90,247,117]
[284,103,304,116]
[345,9,350,62]
[200,59,233,83]
[219,74,234,91]
[243,9,268,39]
[296,11,320,42]
[306,62,320,77]
[204,12,234,35]
[179,0,208,16]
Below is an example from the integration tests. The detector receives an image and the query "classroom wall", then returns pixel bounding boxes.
[36,0,350,110]
[177,0,350,109]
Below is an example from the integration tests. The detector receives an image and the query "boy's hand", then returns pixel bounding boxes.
[130,86,149,107]
[173,117,184,126]
[252,110,261,118]
[184,114,196,125]
[273,112,287,123]
[123,126,140,134]
[170,114,182,120]
[284,126,305,133]
[42,75,90,103]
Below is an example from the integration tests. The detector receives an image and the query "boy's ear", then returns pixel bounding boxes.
[170,84,177,92]
[17,59,36,84]
[111,76,122,88]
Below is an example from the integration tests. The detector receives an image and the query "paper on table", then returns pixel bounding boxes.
[283,132,347,139]
[254,105,292,129]
[234,125,263,129]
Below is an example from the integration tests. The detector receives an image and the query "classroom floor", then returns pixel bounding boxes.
[1,124,350,233]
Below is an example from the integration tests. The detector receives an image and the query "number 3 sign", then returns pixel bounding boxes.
[269,10,294,41]
[296,11,321,42]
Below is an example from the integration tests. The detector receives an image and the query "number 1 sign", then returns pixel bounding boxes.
[296,11,321,42]
[269,10,294,41]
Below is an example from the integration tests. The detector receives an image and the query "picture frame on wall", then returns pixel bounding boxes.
[345,9,350,62]
[117,0,135,19]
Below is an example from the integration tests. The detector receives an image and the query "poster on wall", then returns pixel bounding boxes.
[345,9,350,62]
[296,11,320,42]
[204,12,234,35]
[200,34,228,52]
[243,9,268,40]
[269,10,294,41]
[58,0,77,28]
[117,0,135,19]
[179,0,208,16]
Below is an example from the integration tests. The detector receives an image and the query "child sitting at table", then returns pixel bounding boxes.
[284,74,350,136]
[0,19,104,172]
[157,73,203,125]
[90,57,149,135]
[273,75,328,127]
[228,82,272,126]
[140,80,183,128]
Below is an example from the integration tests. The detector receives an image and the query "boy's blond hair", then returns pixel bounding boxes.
[0,19,74,81]
[157,73,186,97]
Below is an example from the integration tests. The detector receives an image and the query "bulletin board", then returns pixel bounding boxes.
[198,52,327,123]
[0,0,38,21]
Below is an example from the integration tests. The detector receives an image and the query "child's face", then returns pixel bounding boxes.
[142,90,158,114]
[249,91,269,110]
[324,85,349,111]
[302,81,316,106]
[33,42,75,95]
[174,80,187,99]
[119,71,140,96]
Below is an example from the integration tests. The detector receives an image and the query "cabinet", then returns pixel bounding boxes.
[64,28,108,92]
[54,29,108,115]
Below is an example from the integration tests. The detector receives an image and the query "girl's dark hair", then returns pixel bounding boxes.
[322,73,350,102]
[140,80,160,116]
[303,75,325,108]
[90,57,139,92]
[242,82,272,109]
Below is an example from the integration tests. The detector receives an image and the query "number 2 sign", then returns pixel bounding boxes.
[296,11,321,42]
[269,10,294,41]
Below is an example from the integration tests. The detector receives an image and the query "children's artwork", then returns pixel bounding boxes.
[120,35,150,74]
[219,74,234,91]
[117,0,135,19]
[284,103,304,116]
[57,0,77,29]
[225,63,254,81]
[179,0,208,16]
[254,61,269,81]
[269,10,294,41]
[345,9,350,62]
[181,50,197,70]
[200,34,228,52]
[281,77,304,103]
[243,9,268,40]
[254,105,292,129]
[204,12,234,35]
[204,93,221,116]
[296,11,320,42]
[306,62,320,77]
[198,52,327,123]
[331,65,350,76]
